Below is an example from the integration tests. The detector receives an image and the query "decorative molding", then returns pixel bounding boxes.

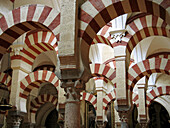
[10,45,24,56]
[109,29,127,43]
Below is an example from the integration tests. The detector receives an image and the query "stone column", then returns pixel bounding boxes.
[59,0,79,71]
[114,46,130,127]
[58,80,66,122]
[7,47,30,127]
[114,46,128,106]
[57,0,90,81]
[10,47,29,111]
[94,78,107,128]
[25,95,36,128]
[137,78,148,128]
[0,112,5,128]
[61,80,84,128]
[23,122,35,128]
[6,109,23,128]
[118,111,129,128]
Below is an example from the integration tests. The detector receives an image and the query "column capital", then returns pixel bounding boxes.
[61,79,85,90]
[62,80,82,128]
[10,44,24,56]
[118,111,129,123]
[61,79,85,102]
[7,112,23,128]
[109,29,127,43]
[11,115,22,127]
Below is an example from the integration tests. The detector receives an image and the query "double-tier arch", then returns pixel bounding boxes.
[80,92,97,110]
[14,30,58,72]
[125,15,170,66]
[90,63,116,85]
[146,86,170,107]
[103,89,116,111]
[30,94,58,123]
[92,35,112,47]
[19,70,59,112]
[20,70,59,99]
[128,58,170,96]
[0,4,60,59]
[79,0,169,69]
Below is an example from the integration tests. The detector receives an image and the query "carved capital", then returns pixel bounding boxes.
[61,79,85,101]
[12,115,22,127]
[7,115,23,128]
[109,29,127,43]
[10,44,24,56]
[118,111,129,123]
[6,109,23,127]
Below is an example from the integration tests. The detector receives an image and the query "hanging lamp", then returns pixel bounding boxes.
[0,98,12,111]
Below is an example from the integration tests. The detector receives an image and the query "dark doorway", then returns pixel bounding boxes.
[45,109,60,128]
[149,102,170,128]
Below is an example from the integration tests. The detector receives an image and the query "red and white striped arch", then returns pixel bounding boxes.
[17,30,58,69]
[93,77,109,84]
[128,58,170,91]
[98,23,112,39]
[24,30,58,51]
[103,58,134,68]
[103,58,116,69]
[103,89,116,110]
[147,52,170,59]
[30,94,58,123]
[132,92,139,107]
[90,63,116,84]
[0,72,12,91]
[125,15,170,64]
[146,86,170,107]
[20,70,59,99]
[0,4,60,59]
[80,92,97,110]
[92,35,112,47]
[79,0,169,54]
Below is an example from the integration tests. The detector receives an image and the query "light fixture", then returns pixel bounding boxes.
[0,98,12,111]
